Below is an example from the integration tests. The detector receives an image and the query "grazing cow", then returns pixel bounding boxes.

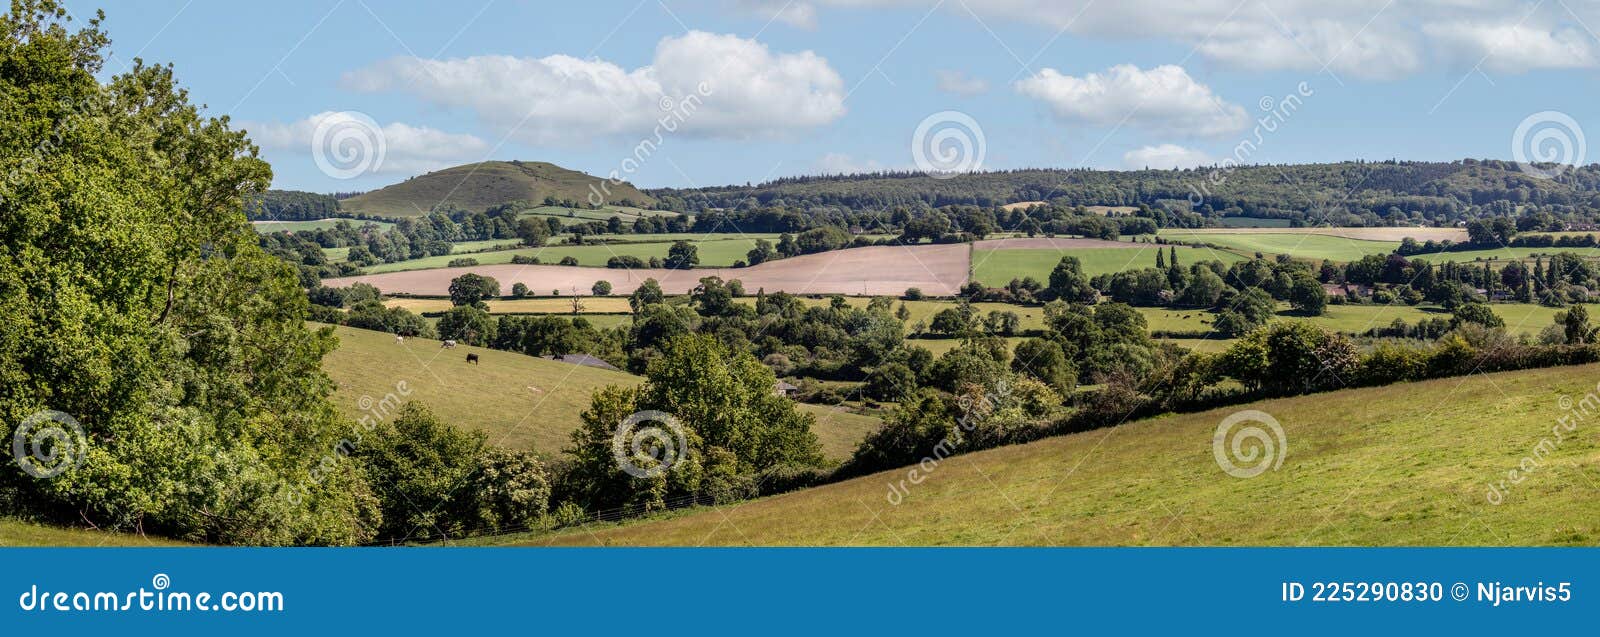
[466,353,479,365]
[441,340,457,349]
[395,334,405,344]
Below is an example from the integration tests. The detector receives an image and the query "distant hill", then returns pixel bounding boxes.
[339,161,656,218]
[648,159,1600,226]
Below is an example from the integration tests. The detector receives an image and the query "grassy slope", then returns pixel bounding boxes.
[253,219,394,233]
[340,161,655,218]
[0,519,191,547]
[522,363,1600,546]
[319,324,878,460]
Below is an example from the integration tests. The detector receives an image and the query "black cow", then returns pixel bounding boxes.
[466,353,479,365]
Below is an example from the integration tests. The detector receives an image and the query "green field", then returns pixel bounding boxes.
[1215,217,1292,228]
[253,219,394,233]
[973,246,1243,285]
[1158,230,1398,262]
[513,363,1600,545]
[0,518,191,547]
[1408,247,1600,265]
[522,205,679,224]
[318,324,878,460]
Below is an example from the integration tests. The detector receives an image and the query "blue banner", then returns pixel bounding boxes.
[2,548,1591,634]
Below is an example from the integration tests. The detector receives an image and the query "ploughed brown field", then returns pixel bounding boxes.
[326,244,973,297]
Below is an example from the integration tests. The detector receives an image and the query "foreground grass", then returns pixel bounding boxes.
[318,324,878,460]
[0,519,191,547]
[515,363,1600,546]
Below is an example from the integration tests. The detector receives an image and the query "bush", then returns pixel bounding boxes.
[592,280,613,296]
[903,287,925,301]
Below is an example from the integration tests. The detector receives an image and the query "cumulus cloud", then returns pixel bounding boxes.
[245,112,489,174]
[1424,21,1599,73]
[934,69,989,96]
[779,1,1600,78]
[341,31,846,145]
[1015,65,1248,136]
[1122,144,1213,170]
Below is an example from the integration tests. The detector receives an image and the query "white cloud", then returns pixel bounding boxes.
[736,0,818,28]
[1122,144,1213,170]
[342,31,846,145]
[1015,65,1248,136]
[246,112,489,174]
[934,69,990,96]
[1424,22,1599,73]
[782,1,1600,78]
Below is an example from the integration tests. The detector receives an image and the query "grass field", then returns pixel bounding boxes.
[514,362,1600,546]
[0,519,191,547]
[318,324,879,460]
[253,219,394,233]
[973,246,1242,284]
[1407,247,1600,265]
[1158,230,1399,262]
[521,205,679,224]
[361,236,774,273]
[1215,217,1292,228]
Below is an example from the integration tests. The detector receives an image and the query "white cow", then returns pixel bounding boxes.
[441,340,457,349]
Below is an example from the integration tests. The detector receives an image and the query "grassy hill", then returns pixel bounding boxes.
[340,161,656,218]
[318,325,878,460]
[514,363,1600,546]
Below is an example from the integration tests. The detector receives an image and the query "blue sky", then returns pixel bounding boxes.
[77,0,1600,194]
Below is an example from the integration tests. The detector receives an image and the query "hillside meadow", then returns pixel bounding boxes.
[507,363,1600,546]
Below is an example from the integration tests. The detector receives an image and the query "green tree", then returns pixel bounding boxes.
[354,403,486,541]
[665,240,699,269]
[1048,256,1098,303]
[516,217,550,247]
[592,280,613,296]
[629,277,665,311]
[1452,303,1505,329]
[0,2,376,544]
[746,239,777,265]
[448,273,500,306]
[864,362,918,402]
[1288,276,1328,315]
[437,305,498,346]
[1011,338,1076,393]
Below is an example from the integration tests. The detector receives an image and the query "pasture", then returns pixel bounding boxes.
[361,235,777,273]
[318,325,879,460]
[519,363,1600,546]
[972,245,1243,285]
[1407,246,1600,265]
[1157,229,1398,262]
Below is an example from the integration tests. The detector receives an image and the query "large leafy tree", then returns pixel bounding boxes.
[0,1,375,543]
[565,334,822,511]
